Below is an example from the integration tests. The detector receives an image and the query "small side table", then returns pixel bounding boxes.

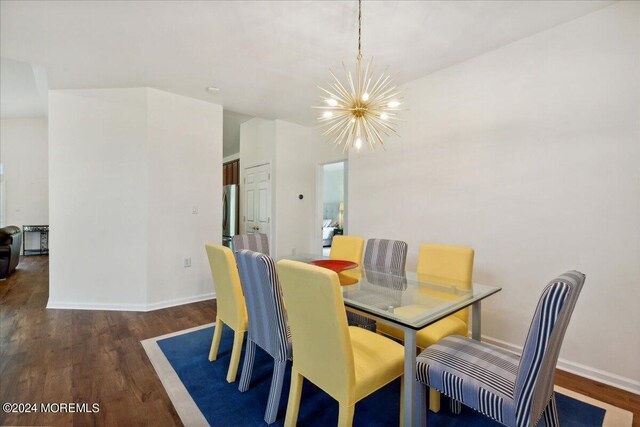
[23,225,49,256]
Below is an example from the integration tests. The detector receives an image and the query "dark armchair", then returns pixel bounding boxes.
[0,226,22,279]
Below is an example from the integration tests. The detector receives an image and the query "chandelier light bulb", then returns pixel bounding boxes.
[355,138,363,150]
[380,113,389,121]
[326,98,338,107]
[323,111,333,118]
[388,100,400,108]
[362,92,370,101]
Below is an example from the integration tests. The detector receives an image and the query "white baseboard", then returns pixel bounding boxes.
[145,292,216,311]
[46,300,149,311]
[482,334,640,395]
[47,292,216,312]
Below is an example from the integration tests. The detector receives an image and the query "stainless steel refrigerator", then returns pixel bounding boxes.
[222,184,238,248]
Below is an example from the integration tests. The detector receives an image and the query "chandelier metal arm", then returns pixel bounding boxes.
[357,0,362,60]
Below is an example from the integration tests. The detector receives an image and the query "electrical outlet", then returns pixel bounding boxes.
[184,257,191,268]
[192,206,199,214]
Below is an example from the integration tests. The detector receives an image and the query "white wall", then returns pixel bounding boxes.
[273,120,315,256]
[49,88,149,308]
[49,88,222,310]
[238,117,276,237]
[146,88,222,307]
[0,118,48,249]
[223,110,252,158]
[348,2,640,391]
[239,117,276,170]
[237,118,345,256]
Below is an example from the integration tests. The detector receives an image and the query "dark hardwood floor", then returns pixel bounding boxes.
[1,256,637,426]
[1,256,216,426]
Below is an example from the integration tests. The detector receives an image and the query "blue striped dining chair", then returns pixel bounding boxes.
[233,233,270,255]
[415,271,585,427]
[235,249,291,425]
[347,238,408,331]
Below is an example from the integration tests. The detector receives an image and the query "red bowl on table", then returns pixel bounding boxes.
[309,260,359,286]
[309,259,358,273]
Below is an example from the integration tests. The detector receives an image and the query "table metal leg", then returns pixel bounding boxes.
[403,328,417,427]
[472,300,481,341]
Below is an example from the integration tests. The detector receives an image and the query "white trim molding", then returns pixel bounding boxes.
[46,292,216,312]
[145,293,216,311]
[482,334,640,395]
[223,153,240,163]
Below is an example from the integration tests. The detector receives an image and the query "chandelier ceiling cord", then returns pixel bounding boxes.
[315,0,404,153]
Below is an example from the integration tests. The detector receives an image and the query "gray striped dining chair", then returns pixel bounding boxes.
[232,233,270,255]
[235,249,291,425]
[415,271,585,427]
[347,238,408,331]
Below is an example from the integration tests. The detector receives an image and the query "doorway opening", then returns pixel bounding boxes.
[319,161,347,256]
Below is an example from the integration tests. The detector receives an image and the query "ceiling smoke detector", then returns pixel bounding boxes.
[206,86,220,94]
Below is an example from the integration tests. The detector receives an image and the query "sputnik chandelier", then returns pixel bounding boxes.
[315,0,404,152]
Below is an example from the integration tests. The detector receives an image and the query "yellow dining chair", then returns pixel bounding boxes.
[276,260,404,427]
[377,243,474,412]
[330,235,365,286]
[205,243,248,383]
[329,235,365,264]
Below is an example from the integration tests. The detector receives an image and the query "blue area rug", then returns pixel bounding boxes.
[156,325,605,427]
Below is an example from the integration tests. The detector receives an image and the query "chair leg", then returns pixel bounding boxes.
[543,394,560,427]
[209,319,224,361]
[416,381,427,427]
[238,340,256,392]
[337,403,355,427]
[449,398,462,415]
[429,388,441,413]
[264,359,287,424]
[284,370,304,427]
[226,330,245,383]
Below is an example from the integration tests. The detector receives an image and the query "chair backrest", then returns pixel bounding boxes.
[205,244,247,330]
[330,235,365,265]
[232,233,270,255]
[276,260,355,403]
[235,250,290,360]
[360,269,407,307]
[363,238,408,273]
[417,243,474,324]
[515,271,585,427]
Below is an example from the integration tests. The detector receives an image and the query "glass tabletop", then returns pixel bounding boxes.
[277,253,501,330]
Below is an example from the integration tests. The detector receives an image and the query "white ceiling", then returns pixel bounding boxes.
[1,1,614,123]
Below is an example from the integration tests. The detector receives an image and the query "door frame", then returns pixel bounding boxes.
[315,160,348,253]
[241,161,273,253]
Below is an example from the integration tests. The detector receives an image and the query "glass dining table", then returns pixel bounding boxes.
[278,253,502,426]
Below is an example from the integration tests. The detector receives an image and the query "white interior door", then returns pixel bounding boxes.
[244,163,271,243]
